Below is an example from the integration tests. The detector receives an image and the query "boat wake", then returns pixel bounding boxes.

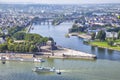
[58,69,81,73]
[58,70,72,72]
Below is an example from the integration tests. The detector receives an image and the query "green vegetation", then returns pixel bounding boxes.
[8,26,25,35]
[96,30,106,41]
[0,43,8,52]
[69,21,85,33]
[13,32,26,40]
[90,40,120,51]
[91,32,96,40]
[52,15,65,26]
[0,26,49,53]
[65,34,70,38]
[0,32,48,53]
[89,29,120,51]
[52,19,63,25]
[117,15,120,19]
[117,31,120,39]
[78,32,86,34]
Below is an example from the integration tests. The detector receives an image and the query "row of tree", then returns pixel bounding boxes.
[91,30,120,41]
[13,32,48,44]
[8,26,25,36]
[0,23,50,52]
[0,42,39,53]
[91,30,106,41]
[0,32,49,52]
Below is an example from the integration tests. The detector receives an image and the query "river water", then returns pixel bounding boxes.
[31,22,120,61]
[0,22,120,80]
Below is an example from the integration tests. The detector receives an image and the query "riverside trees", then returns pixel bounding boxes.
[7,32,48,53]
[90,29,120,48]
[96,30,106,41]
[0,34,48,53]
[0,26,48,53]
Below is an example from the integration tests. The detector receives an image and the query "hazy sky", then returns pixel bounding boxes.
[0,0,120,4]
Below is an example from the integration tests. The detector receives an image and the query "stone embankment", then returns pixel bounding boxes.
[37,47,97,59]
[0,47,96,61]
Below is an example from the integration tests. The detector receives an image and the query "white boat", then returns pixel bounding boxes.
[33,58,45,62]
[32,66,55,72]
[20,58,24,61]
[0,56,9,60]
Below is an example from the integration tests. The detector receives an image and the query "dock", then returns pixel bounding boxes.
[0,53,44,62]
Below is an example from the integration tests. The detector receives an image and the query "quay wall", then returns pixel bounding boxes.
[0,48,96,60]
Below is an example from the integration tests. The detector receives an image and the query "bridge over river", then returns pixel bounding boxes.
[31,16,78,25]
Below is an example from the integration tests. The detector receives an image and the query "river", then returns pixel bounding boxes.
[0,59,120,80]
[0,22,120,80]
[31,22,120,61]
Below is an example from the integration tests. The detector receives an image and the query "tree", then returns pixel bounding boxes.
[102,31,106,41]
[107,40,114,46]
[13,32,26,40]
[117,15,120,19]
[91,32,96,40]
[96,30,106,41]
[8,26,25,36]
[8,44,14,52]
[117,30,120,39]
[25,33,43,43]
[29,45,38,52]
[14,44,19,52]
[0,43,8,52]
[25,44,29,52]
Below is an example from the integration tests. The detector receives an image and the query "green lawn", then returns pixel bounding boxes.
[90,41,120,51]
[78,32,86,34]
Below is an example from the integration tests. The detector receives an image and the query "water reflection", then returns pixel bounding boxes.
[46,58,55,67]
[91,46,96,52]
[34,71,55,75]
[107,49,114,54]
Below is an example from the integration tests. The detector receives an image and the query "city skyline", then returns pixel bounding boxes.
[0,0,120,4]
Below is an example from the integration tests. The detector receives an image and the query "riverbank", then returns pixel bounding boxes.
[48,47,96,59]
[0,47,96,61]
[0,53,45,62]
[69,32,120,51]
[68,33,91,39]
[90,41,120,51]
[34,47,96,60]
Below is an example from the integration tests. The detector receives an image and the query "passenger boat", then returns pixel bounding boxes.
[33,58,45,62]
[32,66,55,72]
[0,56,7,64]
[0,56,9,60]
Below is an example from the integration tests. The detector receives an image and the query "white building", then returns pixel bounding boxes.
[106,32,118,38]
